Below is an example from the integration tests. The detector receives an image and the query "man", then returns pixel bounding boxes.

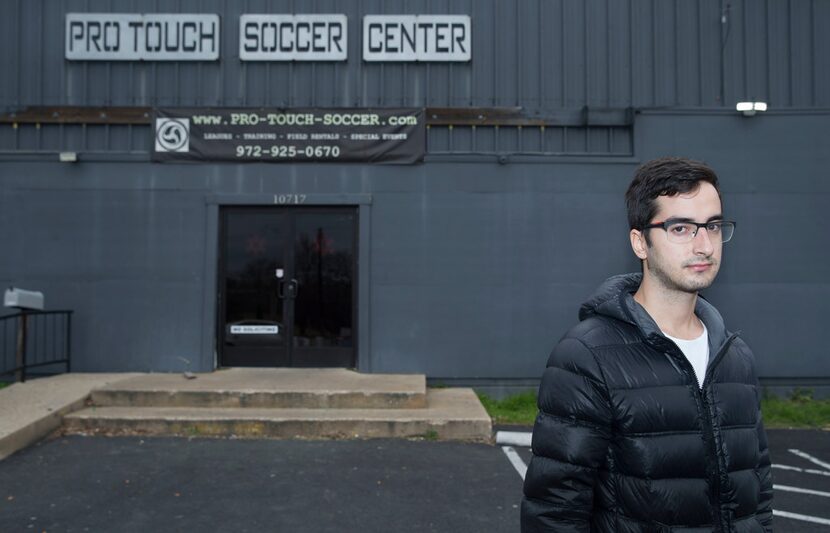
[522,157,773,532]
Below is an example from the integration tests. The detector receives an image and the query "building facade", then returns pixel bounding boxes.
[1,1,828,392]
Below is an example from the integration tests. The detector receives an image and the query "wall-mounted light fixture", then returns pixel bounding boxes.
[736,102,767,117]
[58,151,77,162]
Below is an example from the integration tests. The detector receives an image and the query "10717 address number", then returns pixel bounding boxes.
[235,145,341,158]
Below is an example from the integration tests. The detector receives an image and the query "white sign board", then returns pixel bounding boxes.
[230,325,280,334]
[240,14,348,61]
[66,13,220,60]
[363,15,471,62]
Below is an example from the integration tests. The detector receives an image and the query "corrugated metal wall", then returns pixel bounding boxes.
[1,0,829,383]
[0,123,635,156]
[2,0,828,110]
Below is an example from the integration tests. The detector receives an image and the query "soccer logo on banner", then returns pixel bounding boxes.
[155,118,190,153]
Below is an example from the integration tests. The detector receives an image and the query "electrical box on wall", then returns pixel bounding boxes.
[4,288,44,310]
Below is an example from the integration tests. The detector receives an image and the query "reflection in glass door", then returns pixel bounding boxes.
[292,211,356,366]
[219,209,290,366]
[218,207,357,367]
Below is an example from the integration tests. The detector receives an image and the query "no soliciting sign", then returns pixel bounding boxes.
[152,108,425,164]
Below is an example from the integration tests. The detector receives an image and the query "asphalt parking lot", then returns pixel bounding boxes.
[0,429,828,532]
[0,436,521,533]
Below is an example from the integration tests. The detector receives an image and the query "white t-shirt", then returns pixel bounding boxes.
[664,323,709,388]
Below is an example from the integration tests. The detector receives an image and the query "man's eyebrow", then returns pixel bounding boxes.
[662,215,724,224]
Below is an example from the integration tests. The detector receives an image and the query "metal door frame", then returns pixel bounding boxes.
[201,194,372,372]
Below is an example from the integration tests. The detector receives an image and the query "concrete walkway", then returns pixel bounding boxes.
[1,369,492,459]
[0,373,140,460]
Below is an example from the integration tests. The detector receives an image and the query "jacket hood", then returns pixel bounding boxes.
[579,273,730,349]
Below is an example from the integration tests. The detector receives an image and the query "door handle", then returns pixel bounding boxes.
[276,268,286,299]
[278,280,298,299]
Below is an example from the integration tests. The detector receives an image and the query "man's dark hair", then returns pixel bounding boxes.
[625,157,721,243]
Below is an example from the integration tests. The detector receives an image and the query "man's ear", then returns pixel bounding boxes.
[630,229,648,260]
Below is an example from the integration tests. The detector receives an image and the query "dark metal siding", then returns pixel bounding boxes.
[0,123,633,157]
[1,0,828,383]
[3,0,828,110]
[2,111,828,379]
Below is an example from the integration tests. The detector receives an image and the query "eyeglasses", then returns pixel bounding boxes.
[643,219,736,244]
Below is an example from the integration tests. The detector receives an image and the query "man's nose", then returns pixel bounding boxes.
[692,226,715,255]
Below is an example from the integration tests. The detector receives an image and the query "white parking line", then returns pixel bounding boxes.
[495,431,532,447]
[774,510,830,526]
[773,463,830,477]
[502,446,527,480]
[789,449,830,471]
[774,484,830,498]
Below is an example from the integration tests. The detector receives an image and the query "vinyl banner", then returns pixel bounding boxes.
[152,108,425,164]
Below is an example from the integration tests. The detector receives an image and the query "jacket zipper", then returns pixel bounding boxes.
[657,332,739,532]
[706,333,739,532]
[702,333,739,388]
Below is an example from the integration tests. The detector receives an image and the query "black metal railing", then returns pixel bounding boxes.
[0,310,72,382]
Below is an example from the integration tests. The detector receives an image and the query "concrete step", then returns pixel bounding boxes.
[64,388,492,441]
[89,368,426,409]
[0,373,141,461]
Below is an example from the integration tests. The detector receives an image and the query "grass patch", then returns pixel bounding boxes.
[762,389,830,429]
[0,382,9,390]
[477,391,538,426]
[478,388,830,429]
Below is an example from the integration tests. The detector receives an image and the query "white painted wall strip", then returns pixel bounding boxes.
[495,431,532,447]
[774,484,830,498]
[789,449,830,471]
[774,510,830,526]
[502,446,528,480]
[772,463,830,477]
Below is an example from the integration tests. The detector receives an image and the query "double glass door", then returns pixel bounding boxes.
[218,207,357,367]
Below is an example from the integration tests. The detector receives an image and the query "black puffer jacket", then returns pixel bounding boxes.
[522,274,773,532]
